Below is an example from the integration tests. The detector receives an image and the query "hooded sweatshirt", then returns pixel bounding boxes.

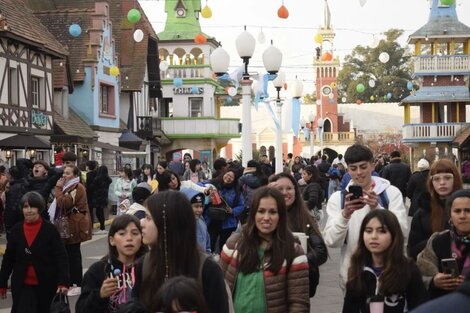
[323,176,408,289]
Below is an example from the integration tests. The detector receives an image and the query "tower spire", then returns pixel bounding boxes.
[323,0,331,30]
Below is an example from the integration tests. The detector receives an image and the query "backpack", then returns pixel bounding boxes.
[340,188,389,210]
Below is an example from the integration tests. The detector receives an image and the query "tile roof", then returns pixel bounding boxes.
[28,0,160,91]
[53,109,97,139]
[401,86,470,104]
[453,125,470,147]
[0,0,67,57]
[33,9,94,82]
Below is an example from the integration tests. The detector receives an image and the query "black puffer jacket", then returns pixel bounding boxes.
[89,175,112,209]
[380,159,412,198]
[408,193,449,260]
[406,169,429,217]
[4,178,28,234]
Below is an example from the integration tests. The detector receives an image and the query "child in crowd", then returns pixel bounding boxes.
[76,215,146,313]
[120,183,152,220]
[181,188,211,253]
[343,209,428,313]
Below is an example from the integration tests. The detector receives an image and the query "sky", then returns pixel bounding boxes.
[138,0,470,94]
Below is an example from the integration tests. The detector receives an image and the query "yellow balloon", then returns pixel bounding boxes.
[314,33,323,44]
[110,65,120,76]
[370,95,375,101]
[201,5,212,18]
[330,82,337,89]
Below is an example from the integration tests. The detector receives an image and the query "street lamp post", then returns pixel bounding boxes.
[272,71,286,174]
[308,111,315,156]
[317,117,324,156]
[210,32,282,167]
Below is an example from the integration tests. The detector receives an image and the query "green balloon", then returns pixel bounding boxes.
[356,83,365,93]
[127,9,141,24]
[440,0,455,5]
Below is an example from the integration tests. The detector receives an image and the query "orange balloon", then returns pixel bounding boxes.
[283,83,288,90]
[194,33,207,44]
[277,5,289,19]
[321,52,333,61]
[356,99,362,105]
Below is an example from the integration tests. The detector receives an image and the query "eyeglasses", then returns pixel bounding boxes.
[431,174,454,183]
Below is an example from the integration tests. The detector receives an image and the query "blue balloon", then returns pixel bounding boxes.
[407,81,413,91]
[69,24,82,37]
[113,268,121,276]
[329,97,334,104]
[173,78,183,88]
[191,86,199,94]
[226,96,233,104]
[387,92,392,99]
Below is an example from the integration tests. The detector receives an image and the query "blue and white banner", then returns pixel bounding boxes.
[291,98,301,138]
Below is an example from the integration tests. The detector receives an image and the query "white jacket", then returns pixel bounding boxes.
[322,176,408,290]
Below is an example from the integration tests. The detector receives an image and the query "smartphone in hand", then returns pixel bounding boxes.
[348,185,363,200]
[441,258,459,278]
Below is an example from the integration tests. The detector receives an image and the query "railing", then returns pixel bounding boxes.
[159,117,240,137]
[300,131,356,144]
[414,55,470,74]
[159,65,211,80]
[402,123,466,142]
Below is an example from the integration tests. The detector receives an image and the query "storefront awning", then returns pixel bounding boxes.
[0,134,50,149]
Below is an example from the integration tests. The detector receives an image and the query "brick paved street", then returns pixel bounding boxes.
[310,246,343,313]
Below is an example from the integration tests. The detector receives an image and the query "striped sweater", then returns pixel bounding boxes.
[220,233,310,313]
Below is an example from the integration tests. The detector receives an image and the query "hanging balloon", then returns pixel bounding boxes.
[228,87,237,97]
[383,95,388,101]
[201,5,213,18]
[283,83,288,90]
[173,77,183,87]
[387,92,392,99]
[226,97,233,105]
[69,24,81,37]
[379,52,390,63]
[127,9,141,24]
[133,29,144,43]
[330,82,337,89]
[321,52,333,61]
[370,36,380,48]
[110,65,120,76]
[258,30,266,44]
[329,97,334,104]
[407,81,413,91]
[356,83,365,93]
[191,86,199,94]
[440,0,455,5]
[314,33,323,44]
[159,60,169,71]
[356,99,363,105]
[194,33,207,44]
[277,5,289,19]
[370,95,375,101]
[328,93,334,99]
[368,79,376,88]
[341,97,347,103]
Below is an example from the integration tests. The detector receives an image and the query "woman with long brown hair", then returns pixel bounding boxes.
[408,159,463,259]
[268,172,327,298]
[343,209,427,312]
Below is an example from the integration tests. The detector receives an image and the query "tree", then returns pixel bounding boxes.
[302,92,317,104]
[337,29,414,103]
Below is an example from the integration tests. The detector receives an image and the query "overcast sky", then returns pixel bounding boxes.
[139,0,470,94]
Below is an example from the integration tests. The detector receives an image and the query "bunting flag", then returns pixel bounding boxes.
[229,65,244,89]
[291,98,301,138]
[264,101,280,130]
[303,127,310,140]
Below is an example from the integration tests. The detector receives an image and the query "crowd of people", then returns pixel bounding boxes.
[0,144,468,313]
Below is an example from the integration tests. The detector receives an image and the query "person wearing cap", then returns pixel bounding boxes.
[407,158,430,217]
[120,183,152,219]
[0,191,69,312]
[181,188,211,253]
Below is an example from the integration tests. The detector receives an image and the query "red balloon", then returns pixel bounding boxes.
[356,99,362,105]
[194,33,207,44]
[277,5,289,19]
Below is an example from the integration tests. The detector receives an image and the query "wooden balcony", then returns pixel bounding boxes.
[413,55,470,75]
[136,116,240,140]
[402,123,467,143]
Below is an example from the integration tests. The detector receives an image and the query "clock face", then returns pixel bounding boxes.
[321,85,332,97]
[176,8,185,17]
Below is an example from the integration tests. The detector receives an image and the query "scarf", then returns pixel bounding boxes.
[47,177,80,220]
[450,225,470,277]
